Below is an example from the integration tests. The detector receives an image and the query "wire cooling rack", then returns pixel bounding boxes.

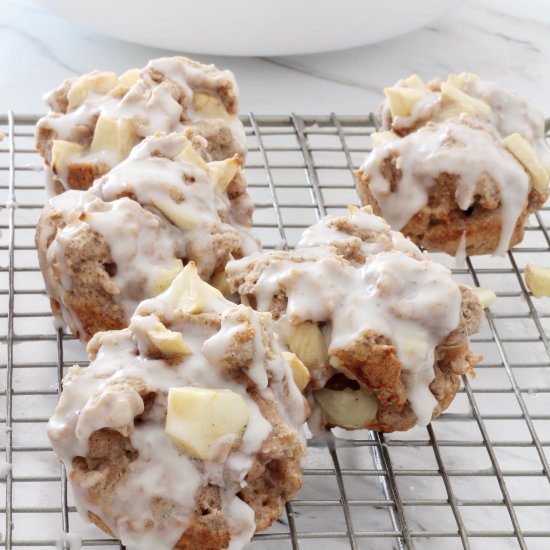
[1,112,550,550]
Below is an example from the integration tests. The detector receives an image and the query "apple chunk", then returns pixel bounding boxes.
[525,263,550,298]
[149,259,184,296]
[165,387,249,461]
[471,287,497,309]
[403,74,428,90]
[440,82,491,117]
[159,262,226,314]
[286,321,328,373]
[67,78,89,111]
[383,87,426,117]
[503,133,549,194]
[192,92,229,118]
[90,115,137,160]
[446,72,480,90]
[282,351,311,392]
[118,68,141,87]
[314,387,378,429]
[370,131,399,148]
[130,315,192,359]
[208,156,241,192]
[51,140,85,173]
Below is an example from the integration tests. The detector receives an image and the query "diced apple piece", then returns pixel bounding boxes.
[370,131,400,148]
[471,287,497,308]
[165,387,249,461]
[192,92,229,118]
[67,78,89,111]
[404,74,428,90]
[118,68,141,87]
[282,351,311,392]
[401,329,430,362]
[383,87,427,117]
[149,259,184,296]
[211,270,230,296]
[440,82,491,117]
[90,115,137,159]
[160,262,226,314]
[89,72,118,94]
[287,321,328,372]
[435,103,477,121]
[90,116,119,153]
[314,387,378,429]
[51,140,85,173]
[446,72,480,90]
[148,327,192,358]
[150,198,196,231]
[118,118,138,158]
[503,133,549,194]
[131,315,192,358]
[208,156,241,192]
[176,141,208,169]
[525,263,550,298]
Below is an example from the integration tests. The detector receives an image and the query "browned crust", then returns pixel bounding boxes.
[65,163,109,191]
[355,167,547,256]
[175,487,231,550]
[35,202,127,340]
[63,291,126,340]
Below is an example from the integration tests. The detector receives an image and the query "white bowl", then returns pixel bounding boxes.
[37,0,464,56]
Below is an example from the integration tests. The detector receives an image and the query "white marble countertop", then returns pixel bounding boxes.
[1,0,550,116]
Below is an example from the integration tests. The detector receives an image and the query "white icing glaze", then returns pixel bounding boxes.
[455,231,467,268]
[228,208,463,427]
[47,271,307,550]
[361,116,530,255]
[96,133,259,267]
[464,78,550,172]
[297,206,424,260]
[38,57,246,192]
[55,532,82,550]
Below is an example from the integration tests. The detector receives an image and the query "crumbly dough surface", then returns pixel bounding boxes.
[227,207,483,432]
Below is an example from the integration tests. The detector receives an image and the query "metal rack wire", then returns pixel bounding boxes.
[1,112,550,550]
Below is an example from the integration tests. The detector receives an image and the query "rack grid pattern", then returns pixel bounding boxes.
[1,112,550,550]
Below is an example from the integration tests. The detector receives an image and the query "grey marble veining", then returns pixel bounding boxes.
[1,0,549,115]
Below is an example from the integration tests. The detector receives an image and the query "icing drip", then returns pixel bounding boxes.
[455,231,467,268]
